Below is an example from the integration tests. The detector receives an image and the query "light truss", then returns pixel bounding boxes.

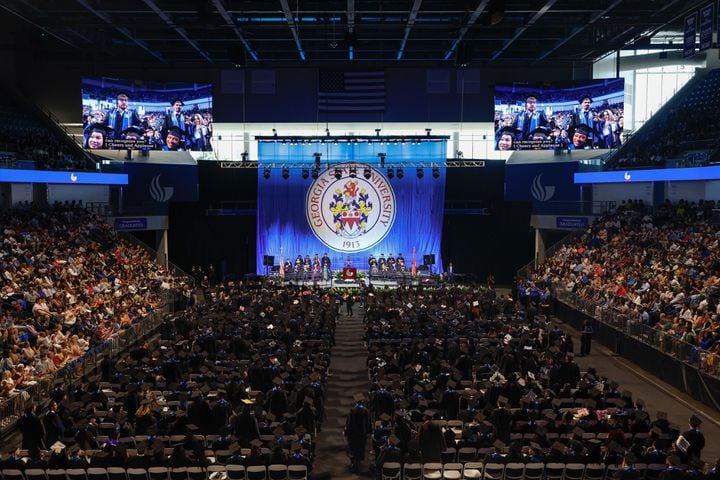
[219,160,485,168]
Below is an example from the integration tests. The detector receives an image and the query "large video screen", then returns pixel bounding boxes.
[81,77,213,153]
[494,78,624,151]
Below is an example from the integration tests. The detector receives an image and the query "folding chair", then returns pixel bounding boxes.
[461,463,483,480]
[47,469,68,480]
[245,466,266,480]
[148,468,169,480]
[207,466,226,480]
[87,469,109,480]
[286,466,307,480]
[442,463,463,480]
[583,464,605,480]
[267,466,287,480]
[482,463,504,480]
[457,448,477,463]
[186,467,206,480]
[545,463,565,480]
[564,463,585,480]
[442,448,457,463]
[423,463,443,480]
[225,465,245,480]
[503,463,524,480]
[67,470,89,480]
[107,468,128,480]
[403,463,423,480]
[523,463,544,480]
[380,463,401,480]
[3,470,27,480]
[169,468,187,480]
[127,470,149,480]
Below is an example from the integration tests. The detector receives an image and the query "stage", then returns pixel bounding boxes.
[266,271,445,289]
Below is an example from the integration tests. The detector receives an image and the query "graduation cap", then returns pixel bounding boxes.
[171,98,185,106]
[50,441,66,453]
[651,426,663,436]
[86,122,112,135]
[353,393,366,402]
[657,411,668,420]
[380,413,391,422]
[497,126,521,139]
[667,455,682,466]
[529,442,542,451]
[388,434,400,445]
[529,127,550,139]
[122,125,144,138]
[166,126,185,138]
[636,411,649,421]
[574,124,593,137]
[250,439,263,448]
[551,442,566,453]
[497,396,509,406]
[579,94,593,103]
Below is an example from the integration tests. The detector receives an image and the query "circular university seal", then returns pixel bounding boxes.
[306,163,396,252]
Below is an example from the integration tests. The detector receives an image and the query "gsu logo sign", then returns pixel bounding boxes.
[531,173,555,202]
[149,175,174,202]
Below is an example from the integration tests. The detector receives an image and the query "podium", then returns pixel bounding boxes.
[342,267,357,281]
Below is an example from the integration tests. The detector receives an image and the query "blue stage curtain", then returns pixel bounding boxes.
[256,141,446,274]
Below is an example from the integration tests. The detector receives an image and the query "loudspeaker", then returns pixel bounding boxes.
[423,254,435,266]
[263,255,274,266]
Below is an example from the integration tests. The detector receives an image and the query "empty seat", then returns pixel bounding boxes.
[461,463,482,480]
[107,468,128,480]
[545,463,565,480]
[523,463,544,480]
[128,469,149,480]
[87,469,109,480]
[225,465,245,480]
[4,470,28,480]
[380,463,401,480]
[245,466,266,480]
[423,463,443,480]
[187,468,205,480]
[504,463,524,480]
[148,468,169,480]
[267,466,287,480]
[286,466,306,480]
[457,448,477,463]
[584,464,605,480]
[404,463,423,480]
[482,463,504,480]
[565,463,585,480]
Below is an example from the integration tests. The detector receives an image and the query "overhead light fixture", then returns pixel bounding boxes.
[314,152,322,168]
[363,167,371,179]
[397,168,404,179]
[301,168,309,179]
[334,168,342,180]
[311,167,320,179]
[425,128,432,136]
[349,166,357,178]
[378,152,386,168]
[241,151,249,161]
[416,167,424,179]
[375,128,381,136]
[282,167,290,179]
[272,128,277,137]
[263,168,271,179]
[387,167,394,179]
[432,167,440,179]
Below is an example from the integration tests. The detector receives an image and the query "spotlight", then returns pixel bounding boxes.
[263,168,271,179]
[416,167,424,179]
[387,167,394,179]
[375,128,381,136]
[397,168,404,179]
[425,128,432,136]
[349,166,357,178]
[432,167,440,179]
[311,167,319,179]
[378,152,386,168]
[272,128,277,137]
[334,168,342,180]
[325,128,330,136]
[456,150,464,158]
[363,167,371,179]
[301,168,309,179]
[314,152,322,168]
[241,151,249,161]
[282,167,289,179]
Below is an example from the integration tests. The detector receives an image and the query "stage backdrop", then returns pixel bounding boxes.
[257,141,446,274]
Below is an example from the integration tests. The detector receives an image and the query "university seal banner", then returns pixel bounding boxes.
[256,141,446,274]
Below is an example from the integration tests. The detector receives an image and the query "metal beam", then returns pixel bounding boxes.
[397,0,422,60]
[210,0,259,61]
[490,0,557,62]
[141,0,213,64]
[0,3,78,50]
[443,0,491,60]
[534,0,623,63]
[279,0,306,60]
[75,0,163,61]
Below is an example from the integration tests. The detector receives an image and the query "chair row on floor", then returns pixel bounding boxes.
[380,462,670,480]
[0,465,309,480]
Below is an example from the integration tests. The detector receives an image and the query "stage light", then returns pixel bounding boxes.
[272,128,277,137]
[378,152,386,168]
[387,167,394,179]
[397,168,404,179]
[363,167,371,179]
[334,168,342,180]
[417,167,424,179]
[425,128,432,136]
[349,166,357,178]
[313,152,322,168]
[282,167,290,179]
[375,128,381,136]
[301,168,309,179]
[241,151,249,161]
[263,168,271,179]
[432,167,440,179]
[311,167,319,179]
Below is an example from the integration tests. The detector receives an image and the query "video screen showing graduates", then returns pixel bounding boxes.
[81,77,213,153]
[494,78,625,151]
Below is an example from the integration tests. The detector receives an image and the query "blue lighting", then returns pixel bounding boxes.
[574,165,720,184]
[237,16,341,22]
[349,45,354,60]
[0,170,128,185]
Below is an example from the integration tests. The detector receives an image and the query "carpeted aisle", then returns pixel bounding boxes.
[313,307,371,479]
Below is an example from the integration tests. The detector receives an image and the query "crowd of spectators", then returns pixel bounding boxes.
[521,200,720,374]
[13,281,337,473]
[0,204,186,397]
[606,69,720,170]
[354,286,714,478]
[0,104,93,171]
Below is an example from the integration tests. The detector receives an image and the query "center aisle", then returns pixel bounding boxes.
[313,307,371,479]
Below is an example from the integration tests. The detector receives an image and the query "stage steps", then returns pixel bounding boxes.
[313,307,370,478]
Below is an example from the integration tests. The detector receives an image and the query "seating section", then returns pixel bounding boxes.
[607,68,720,170]
[0,90,92,171]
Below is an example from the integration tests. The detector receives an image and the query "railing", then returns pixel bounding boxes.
[0,302,173,434]
[555,288,720,379]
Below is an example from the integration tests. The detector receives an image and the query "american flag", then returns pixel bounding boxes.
[318,71,385,113]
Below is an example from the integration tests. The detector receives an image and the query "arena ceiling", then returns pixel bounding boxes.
[0,0,708,67]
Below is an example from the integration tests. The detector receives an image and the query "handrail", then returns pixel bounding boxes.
[554,288,720,379]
